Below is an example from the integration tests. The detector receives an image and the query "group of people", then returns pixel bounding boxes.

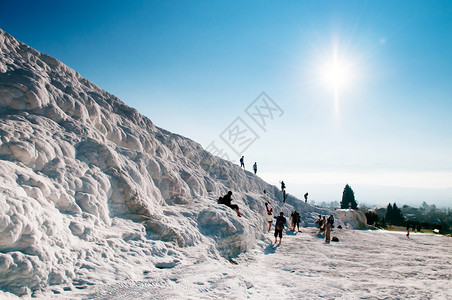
[219,188,338,245]
[315,215,335,243]
[217,157,329,245]
[406,222,421,238]
[240,156,258,175]
[264,190,287,244]
[264,200,287,244]
[264,190,302,244]
[240,157,311,206]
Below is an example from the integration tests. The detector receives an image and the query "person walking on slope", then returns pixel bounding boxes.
[220,191,242,217]
[325,216,332,243]
[265,202,273,232]
[274,212,287,244]
[240,156,245,169]
[280,181,286,203]
[291,210,301,232]
[304,192,308,203]
[253,162,257,174]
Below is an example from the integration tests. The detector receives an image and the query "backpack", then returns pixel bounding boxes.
[275,216,285,230]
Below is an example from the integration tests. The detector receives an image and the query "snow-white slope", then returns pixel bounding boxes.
[62,228,452,299]
[335,209,368,229]
[0,28,340,297]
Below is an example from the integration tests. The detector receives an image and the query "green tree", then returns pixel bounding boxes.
[341,184,357,209]
[386,202,405,226]
[365,211,380,226]
[386,203,393,226]
[392,203,405,226]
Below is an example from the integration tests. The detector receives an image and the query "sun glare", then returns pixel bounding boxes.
[313,44,358,118]
[321,56,353,91]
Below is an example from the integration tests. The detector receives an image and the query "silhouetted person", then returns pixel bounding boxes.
[240,156,245,168]
[281,181,286,203]
[304,192,308,203]
[221,191,242,217]
[291,211,301,232]
[253,162,257,174]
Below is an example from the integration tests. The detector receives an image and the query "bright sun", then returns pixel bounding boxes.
[321,57,352,91]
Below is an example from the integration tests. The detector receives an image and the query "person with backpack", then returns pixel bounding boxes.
[291,211,301,232]
[240,156,245,169]
[220,191,242,217]
[253,162,257,174]
[265,202,273,232]
[274,212,287,244]
[304,192,308,203]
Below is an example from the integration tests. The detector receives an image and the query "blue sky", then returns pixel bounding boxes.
[1,0,451,207]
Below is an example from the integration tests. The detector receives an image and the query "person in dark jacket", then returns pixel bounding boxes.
[240,156,245,168]
[221,191,242,217]
[274,212,287,244]
[291,211,301,232]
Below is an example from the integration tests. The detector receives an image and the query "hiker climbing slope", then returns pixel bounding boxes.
[220,191,242,217]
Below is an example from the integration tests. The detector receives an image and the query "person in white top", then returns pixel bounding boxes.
[265,202,273,232]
